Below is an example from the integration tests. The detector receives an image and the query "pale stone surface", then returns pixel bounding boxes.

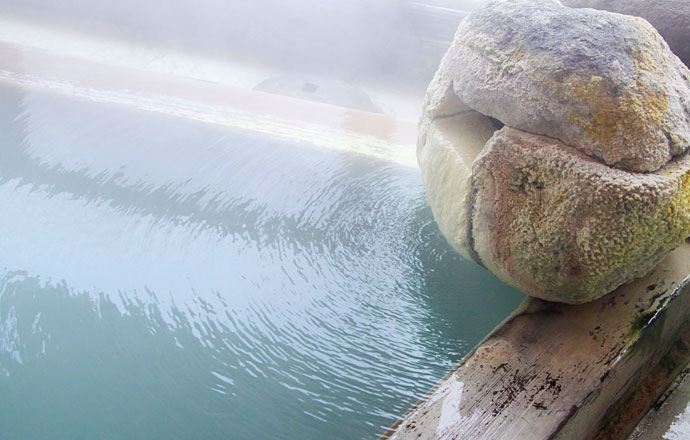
[562,0,690,68]
[418,0,690,302]
[418,111,498,262]
[432,0,690,172]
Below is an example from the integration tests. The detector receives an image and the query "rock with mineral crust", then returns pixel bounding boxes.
[472,128,690,304]
[436,0,690,173]
[418,0,690,303]
[562,0,690,68]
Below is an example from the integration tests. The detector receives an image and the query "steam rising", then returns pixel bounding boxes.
[0,0,485,87]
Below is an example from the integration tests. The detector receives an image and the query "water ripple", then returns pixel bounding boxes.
[0,83,524,439]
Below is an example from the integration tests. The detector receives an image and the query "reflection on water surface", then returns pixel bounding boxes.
[0,84,523,439]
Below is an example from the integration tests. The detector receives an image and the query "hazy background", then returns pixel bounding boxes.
[0,0,485,88]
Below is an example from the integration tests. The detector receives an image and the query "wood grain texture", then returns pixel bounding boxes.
[385,242,690,440]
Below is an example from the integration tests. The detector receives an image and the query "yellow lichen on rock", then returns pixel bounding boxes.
[418,0,690,303]
[565,73,669,165]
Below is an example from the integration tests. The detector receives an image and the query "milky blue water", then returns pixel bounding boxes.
[0,84,524,439]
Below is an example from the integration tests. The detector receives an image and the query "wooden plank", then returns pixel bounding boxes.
[385,241,690,439]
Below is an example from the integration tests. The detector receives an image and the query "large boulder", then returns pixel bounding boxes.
[433,0,690,173]
[562,0,690,68]
[419,0,690,303]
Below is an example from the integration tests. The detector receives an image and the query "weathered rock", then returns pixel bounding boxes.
[418,111,498,263]
[562,0,690,68]
[431,0,690,172]
[418,0,690,303]
[471,128,690,303]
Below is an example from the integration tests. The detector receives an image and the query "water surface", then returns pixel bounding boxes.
[0,84,524,439]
